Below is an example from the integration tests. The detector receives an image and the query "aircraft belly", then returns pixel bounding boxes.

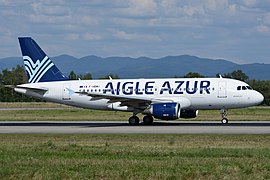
[189,95,249,110]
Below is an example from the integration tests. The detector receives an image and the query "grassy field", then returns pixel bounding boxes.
[0,102,67,108]
[1,103,270,179]
[0,102,269,121]
[0,134,270,179]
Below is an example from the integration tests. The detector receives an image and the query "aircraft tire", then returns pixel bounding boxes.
[143,115,153,125]
[129,116,140,125]
[221,118,228,124]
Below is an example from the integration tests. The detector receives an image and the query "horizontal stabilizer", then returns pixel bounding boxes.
[12,85,48,92]
[4,85,16,89]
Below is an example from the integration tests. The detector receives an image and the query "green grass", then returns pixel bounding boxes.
[0,109,133,121]
[0,102,269,121]
[197,107,270,121]
[0,134,270,179]
[0,102,67,108]
[0,103,269,179]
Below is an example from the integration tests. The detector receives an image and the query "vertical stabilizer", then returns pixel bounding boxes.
[18,37,69,83]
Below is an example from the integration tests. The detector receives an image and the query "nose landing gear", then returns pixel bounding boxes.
[220,109,228,124]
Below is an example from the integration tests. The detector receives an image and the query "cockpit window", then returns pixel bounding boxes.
[237,86,253,91]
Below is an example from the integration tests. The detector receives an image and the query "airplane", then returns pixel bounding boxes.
[11,37,264,125]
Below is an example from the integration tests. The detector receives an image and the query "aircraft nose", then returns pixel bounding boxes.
[252,91,264,105]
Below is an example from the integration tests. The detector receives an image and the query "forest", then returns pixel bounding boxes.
[0,66,270,105]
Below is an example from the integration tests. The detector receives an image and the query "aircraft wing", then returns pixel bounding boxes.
[76,91,174,108]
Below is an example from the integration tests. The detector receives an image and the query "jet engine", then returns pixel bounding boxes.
[143,103,180,120]
[180,109,198,119]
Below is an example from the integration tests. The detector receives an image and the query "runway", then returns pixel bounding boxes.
[0,121,270,134]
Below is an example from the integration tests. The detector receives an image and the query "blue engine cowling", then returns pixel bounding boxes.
[150,103,180,120]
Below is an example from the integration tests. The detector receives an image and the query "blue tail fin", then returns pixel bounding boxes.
[18,37,69,83]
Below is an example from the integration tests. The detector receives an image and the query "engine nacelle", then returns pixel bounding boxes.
[143,103,180,120]
[180,110,198,119]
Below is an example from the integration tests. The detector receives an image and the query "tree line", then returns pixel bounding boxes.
[0,66,270,105]
[0,65,34,102]
[68,70,119,80]
[0,66,120,102]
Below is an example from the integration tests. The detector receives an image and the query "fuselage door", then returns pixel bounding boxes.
[218,81,227,98]
[62,83,71,100]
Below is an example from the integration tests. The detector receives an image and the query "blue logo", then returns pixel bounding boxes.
[23,55,54,83]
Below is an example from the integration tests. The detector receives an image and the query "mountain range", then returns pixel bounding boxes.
[0,55,269,80]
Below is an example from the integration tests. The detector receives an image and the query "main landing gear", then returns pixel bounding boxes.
[142,115,154,125]
[128,114,154,125]
[220,109,228,124]
[128,116,140,125]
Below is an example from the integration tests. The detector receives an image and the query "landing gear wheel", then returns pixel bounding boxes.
[129,116,140,125]
[221,118,228,124]
[220,109,229,124]
[143,115,153,125]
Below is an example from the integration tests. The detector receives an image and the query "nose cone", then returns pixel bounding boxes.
[252,91,264,105]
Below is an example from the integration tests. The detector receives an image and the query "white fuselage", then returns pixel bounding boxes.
[15,78,264,113]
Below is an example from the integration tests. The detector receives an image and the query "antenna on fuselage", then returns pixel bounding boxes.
[219,74,223,78]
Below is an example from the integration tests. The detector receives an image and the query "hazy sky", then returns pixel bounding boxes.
[1,0,270,64]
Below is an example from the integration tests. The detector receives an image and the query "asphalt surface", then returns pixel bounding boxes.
[0,121,270,134]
